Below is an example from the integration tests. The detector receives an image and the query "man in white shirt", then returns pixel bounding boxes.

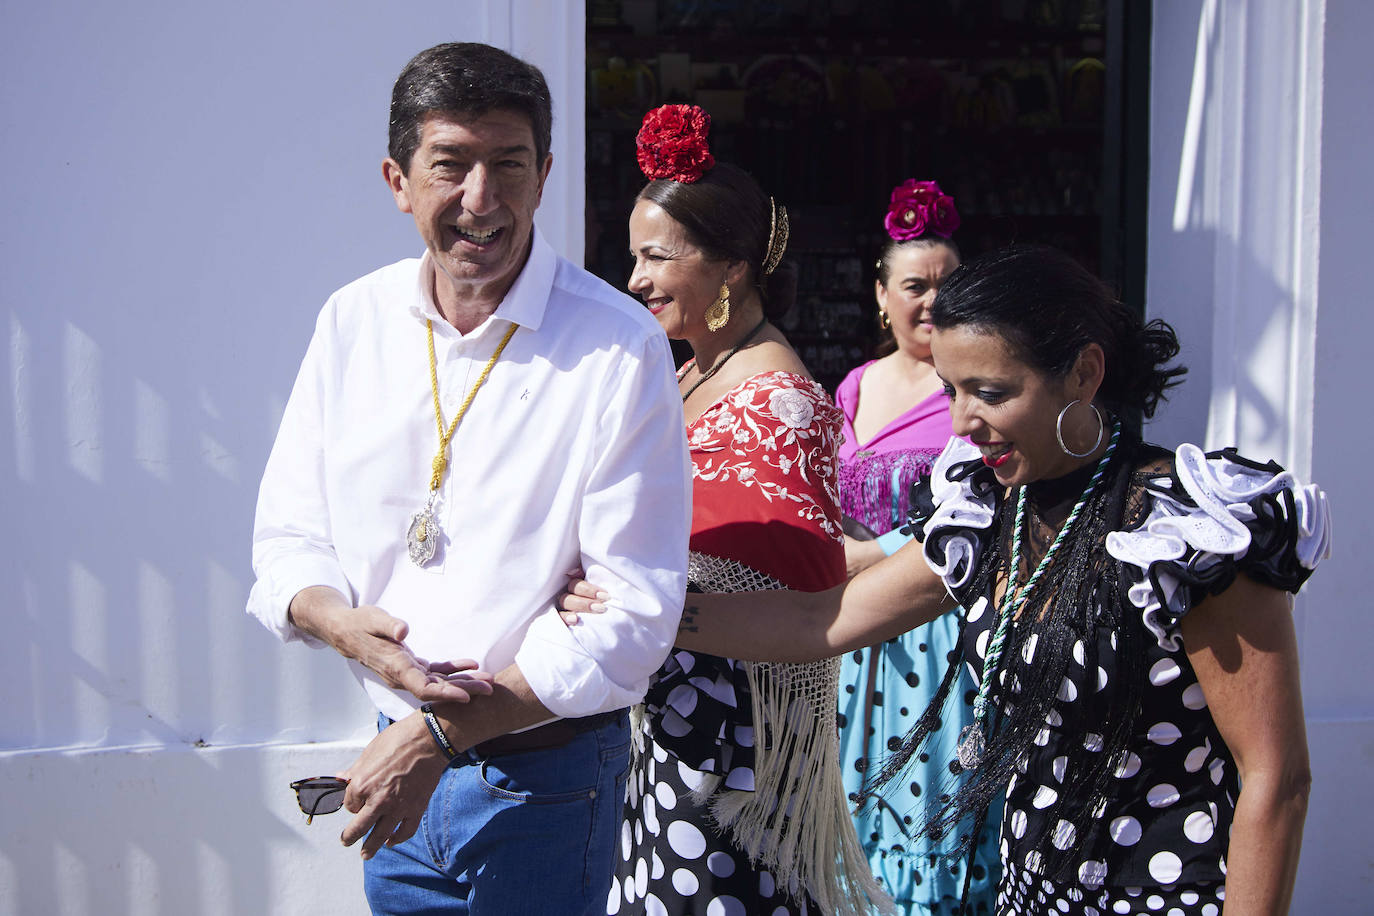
[248,42,690,913]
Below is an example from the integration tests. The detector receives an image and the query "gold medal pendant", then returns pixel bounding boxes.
[407,504,439,567]
[409,320,518,569]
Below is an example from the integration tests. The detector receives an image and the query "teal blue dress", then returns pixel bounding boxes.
[835,364,1000,915]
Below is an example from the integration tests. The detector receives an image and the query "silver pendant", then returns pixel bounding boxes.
[956,724,986,769]
[406,504,439,567]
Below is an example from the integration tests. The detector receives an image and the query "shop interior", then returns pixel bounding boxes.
[586,0,1148,389]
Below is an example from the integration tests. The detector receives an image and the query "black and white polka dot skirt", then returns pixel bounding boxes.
[607,728,817,915]
[996,856,1226,916]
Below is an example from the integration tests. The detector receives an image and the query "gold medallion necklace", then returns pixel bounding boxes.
[406,319,519,567]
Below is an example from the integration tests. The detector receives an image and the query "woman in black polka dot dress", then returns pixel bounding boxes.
[568,247,1331,915]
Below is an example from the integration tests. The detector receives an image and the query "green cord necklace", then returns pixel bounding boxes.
[957,419,1122,769]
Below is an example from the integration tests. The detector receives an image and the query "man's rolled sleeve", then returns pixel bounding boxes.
[247,305,352,647]
[247,545,351,646]
[515,330,690,718]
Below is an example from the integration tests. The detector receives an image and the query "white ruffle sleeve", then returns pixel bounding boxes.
[1105,444,1331,650]
[918,437,1000,590]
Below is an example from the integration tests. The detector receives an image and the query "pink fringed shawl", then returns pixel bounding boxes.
[835,360,955,534]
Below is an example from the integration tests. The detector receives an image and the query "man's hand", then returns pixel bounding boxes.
[289,586,493,703]
[337,665,555,859]
[338,713,449,859]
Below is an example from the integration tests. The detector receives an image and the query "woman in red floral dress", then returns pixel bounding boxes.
[590,105,888,916]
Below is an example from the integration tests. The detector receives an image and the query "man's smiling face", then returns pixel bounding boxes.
[384,109,552,304]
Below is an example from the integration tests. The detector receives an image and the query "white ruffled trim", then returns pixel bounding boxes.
[922,437,998,590]
[1105,443,1331,650]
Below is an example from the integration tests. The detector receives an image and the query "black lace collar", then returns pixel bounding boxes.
[1025,460,1098,519]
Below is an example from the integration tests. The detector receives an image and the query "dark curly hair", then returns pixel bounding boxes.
[931,245,1186,418]
[388,43,552,174]
[637,162,796,321]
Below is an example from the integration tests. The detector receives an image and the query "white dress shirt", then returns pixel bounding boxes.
[248,229,691,723]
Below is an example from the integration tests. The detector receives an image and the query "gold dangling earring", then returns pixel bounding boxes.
[705,282,731,332]
[879,308,891,329]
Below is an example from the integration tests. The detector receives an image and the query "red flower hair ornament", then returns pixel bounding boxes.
[884,178,960,240]
[636,104,716,183]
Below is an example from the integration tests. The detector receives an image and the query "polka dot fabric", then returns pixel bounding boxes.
[964,591,1238,892]
[838,623,1001,914]
[997,856,1226,915]
[608,723,817,915]
[908,438,1328,910]
[643,646,756,786]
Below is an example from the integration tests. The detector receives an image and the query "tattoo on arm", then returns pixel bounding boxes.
[679,604,699,633]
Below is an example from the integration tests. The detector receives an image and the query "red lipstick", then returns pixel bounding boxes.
[980,443,1013,468]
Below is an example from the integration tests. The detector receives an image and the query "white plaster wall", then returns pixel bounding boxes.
[0,1,584,912]
[1148,1,1372,909]
[1301,1,1374,904]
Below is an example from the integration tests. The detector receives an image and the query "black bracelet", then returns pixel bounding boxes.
[420,703,458,760]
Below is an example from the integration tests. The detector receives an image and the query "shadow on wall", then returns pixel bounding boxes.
[0,1,465,911]
[4,312,375,750]
[1147,0,1308,465]
[0,741,369,915]
[2,296,378,915]
[0,1,433,756]
[1174,230,1293,454]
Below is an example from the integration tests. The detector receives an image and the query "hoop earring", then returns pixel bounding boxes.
[1056,399,1104,458]
[705,282,730,331]
[879,308,891,329]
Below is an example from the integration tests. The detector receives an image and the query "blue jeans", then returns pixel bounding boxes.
[363,712,630,916]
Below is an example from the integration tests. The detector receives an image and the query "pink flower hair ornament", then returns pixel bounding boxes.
[884,178,960,240]
[636,104,716,183]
